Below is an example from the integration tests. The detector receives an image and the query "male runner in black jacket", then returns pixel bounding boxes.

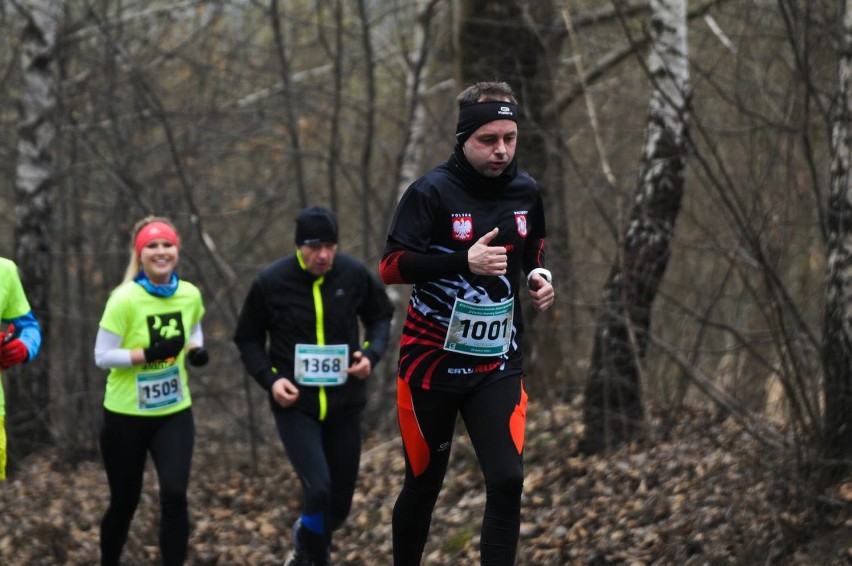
[235,205,394,566]
[380,81,555,565]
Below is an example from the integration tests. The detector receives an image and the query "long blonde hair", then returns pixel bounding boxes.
[122,216,179,282]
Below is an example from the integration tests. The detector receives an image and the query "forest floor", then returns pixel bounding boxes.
[1,399,850,565]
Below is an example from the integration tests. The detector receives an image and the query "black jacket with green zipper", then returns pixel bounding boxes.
[233,251,394,420]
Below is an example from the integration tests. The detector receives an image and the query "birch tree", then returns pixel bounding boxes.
[822,0,852,476]
[7,0,61,458]
[580,0,689,453]
[365,0,450,430]
[394,0,446,202]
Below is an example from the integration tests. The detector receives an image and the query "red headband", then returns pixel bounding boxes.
[134,222,180,256]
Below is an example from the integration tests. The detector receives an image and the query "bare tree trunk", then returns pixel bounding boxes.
[455,0,571,401]
[270,0,308,208]
[7,0,61,459]
[580,0,689,454]
[393,0,445,203]
[370,0,447,434]
[356,0,377,258]
[822,0,852,477]
[318,0,343,212]
[55,99,99,458]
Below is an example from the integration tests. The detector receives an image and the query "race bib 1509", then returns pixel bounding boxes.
[136,365,183,410]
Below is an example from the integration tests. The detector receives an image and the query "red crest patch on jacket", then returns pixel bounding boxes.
[515,213,528,237]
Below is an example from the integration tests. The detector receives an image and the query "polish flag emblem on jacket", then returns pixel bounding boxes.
[452,216,473,241]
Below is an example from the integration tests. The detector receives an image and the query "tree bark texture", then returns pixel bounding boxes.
[270,0,308,208]
[456,0,572,397]
[822,0,852,472]
[581,0,689,453]
[8,0,61,457]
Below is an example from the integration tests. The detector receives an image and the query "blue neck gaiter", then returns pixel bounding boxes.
[134,271,179,297]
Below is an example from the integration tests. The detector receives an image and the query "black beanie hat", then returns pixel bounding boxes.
[295,206,338,245]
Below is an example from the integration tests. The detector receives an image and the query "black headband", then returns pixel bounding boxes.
[455,101,518,145]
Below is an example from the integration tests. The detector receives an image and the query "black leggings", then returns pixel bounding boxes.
[393,375,527,566]
[99,408,195,566]
[273,407,361,545]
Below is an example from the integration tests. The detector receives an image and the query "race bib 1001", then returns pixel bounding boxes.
[443,297,514,357]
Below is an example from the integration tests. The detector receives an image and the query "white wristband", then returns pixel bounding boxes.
[526,268,552,287]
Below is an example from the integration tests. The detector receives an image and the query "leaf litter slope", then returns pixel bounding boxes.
[0,401,849,565]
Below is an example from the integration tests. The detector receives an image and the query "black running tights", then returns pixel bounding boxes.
[99,408,194,566]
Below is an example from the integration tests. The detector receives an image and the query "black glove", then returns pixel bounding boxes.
[187,347,209,367]
[143,336,184,362]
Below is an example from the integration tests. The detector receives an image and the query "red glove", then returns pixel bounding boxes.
[0,338,29,370]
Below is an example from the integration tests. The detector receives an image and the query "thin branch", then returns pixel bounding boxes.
[649,333,790,450]
[561,6,618,188]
